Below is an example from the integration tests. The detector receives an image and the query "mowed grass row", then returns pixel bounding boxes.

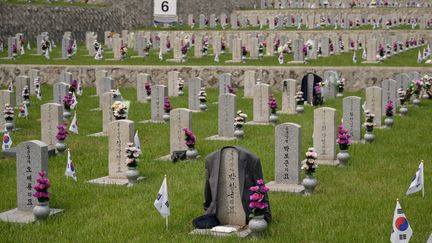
[0,85,431,242]
[0,41,430,67]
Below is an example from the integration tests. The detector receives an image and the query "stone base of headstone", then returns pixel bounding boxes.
[0,208,64,224]
[0,128,23,134]
[350,139,365,144]
[87,132,107,137]
[90,108,102,112]
[266,181,305,193]
[277,110,296,115]
[288,61,306,64]
[205,135,237,141]
[157,154,201,161]
[244,121,270,126]
[190,227,252,238]
[315,159,339,166]
[105,58,121,61]
[2,148,16,157]
[47,146,56,157]
[166,59,182,62]
[225,60,242,63]
[361,61,379,64]
[88,176,144,186]
[427,233,432,243]
[139,120,165,124]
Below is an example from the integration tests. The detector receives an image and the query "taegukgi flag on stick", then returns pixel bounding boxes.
[352,51,357,64]
[65,149,77,181]
[406,161,424,197]
[390,199,412,243]
[154,175,170,227]
[69,112,78,134]
[134,131,141,154]
[2,133,12,151]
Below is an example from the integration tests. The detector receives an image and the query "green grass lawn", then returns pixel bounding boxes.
[0,85,431,242]
[0,0,107,7]
[0,42,430,67]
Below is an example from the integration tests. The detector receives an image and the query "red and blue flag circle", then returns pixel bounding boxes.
[3,135,10,143]
[395,217,409,231]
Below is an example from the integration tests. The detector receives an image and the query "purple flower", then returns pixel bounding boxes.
[182,128,196,148]
[256,179,264,185]
[164,97,172,113]
[56,124,68,141]
[249,186,259,192]
[268,96,278,113]
[145,82,151,96]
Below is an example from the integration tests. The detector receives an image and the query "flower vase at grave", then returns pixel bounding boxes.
[146,95,151,102]
[296,105,304,114]
[269,112,278,124]
[364,130,375,144]
[23,98,30,106]
[125,166,139,187]
[56,140,67,153]
[163,112,170,122]
[413,96,420,106]
[422,93,430,99]
[336,92,344,98]
[337,145,350,166]
[63,107,71,120]
[302,175,318,196]
[186,146,198,160]
[33,201,50,221]
[234,127,244,139]
[178,90,184,96]
[384,116,394,128]
[248,215,268,235]
[5,119,14,132]
[199,102,207,112]
[399,105,408,116]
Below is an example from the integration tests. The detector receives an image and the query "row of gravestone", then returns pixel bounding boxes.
[186,11,431,30]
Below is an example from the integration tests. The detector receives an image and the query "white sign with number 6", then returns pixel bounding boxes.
[154,0,177,16]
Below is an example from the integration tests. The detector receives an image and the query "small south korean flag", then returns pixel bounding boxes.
[352,51,357,64]
[154,176,170,219]
[65,149,77,181]
[214,54,219,63]
[362,48,367,60]
[159,49,163,61]
[278,52,284,65]
[390,199,412,243]
[406,161,424,196]
[69,112,78,134]
[2,133,12,151]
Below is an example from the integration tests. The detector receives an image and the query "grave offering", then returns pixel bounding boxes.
[266,123,304,193]
[234,110,247,139]
[125,143,140,187]
[0,91,15,131]
[301,148,318,196]
[0,140,63,223]
[295,91,305,113]
[364,110,376,143]
[336,125,351,166]
[192,146,271,237]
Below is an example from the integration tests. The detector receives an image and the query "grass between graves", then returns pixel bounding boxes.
[0,0,108,8]
[0,85,431,242]
[0,42,430,67]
